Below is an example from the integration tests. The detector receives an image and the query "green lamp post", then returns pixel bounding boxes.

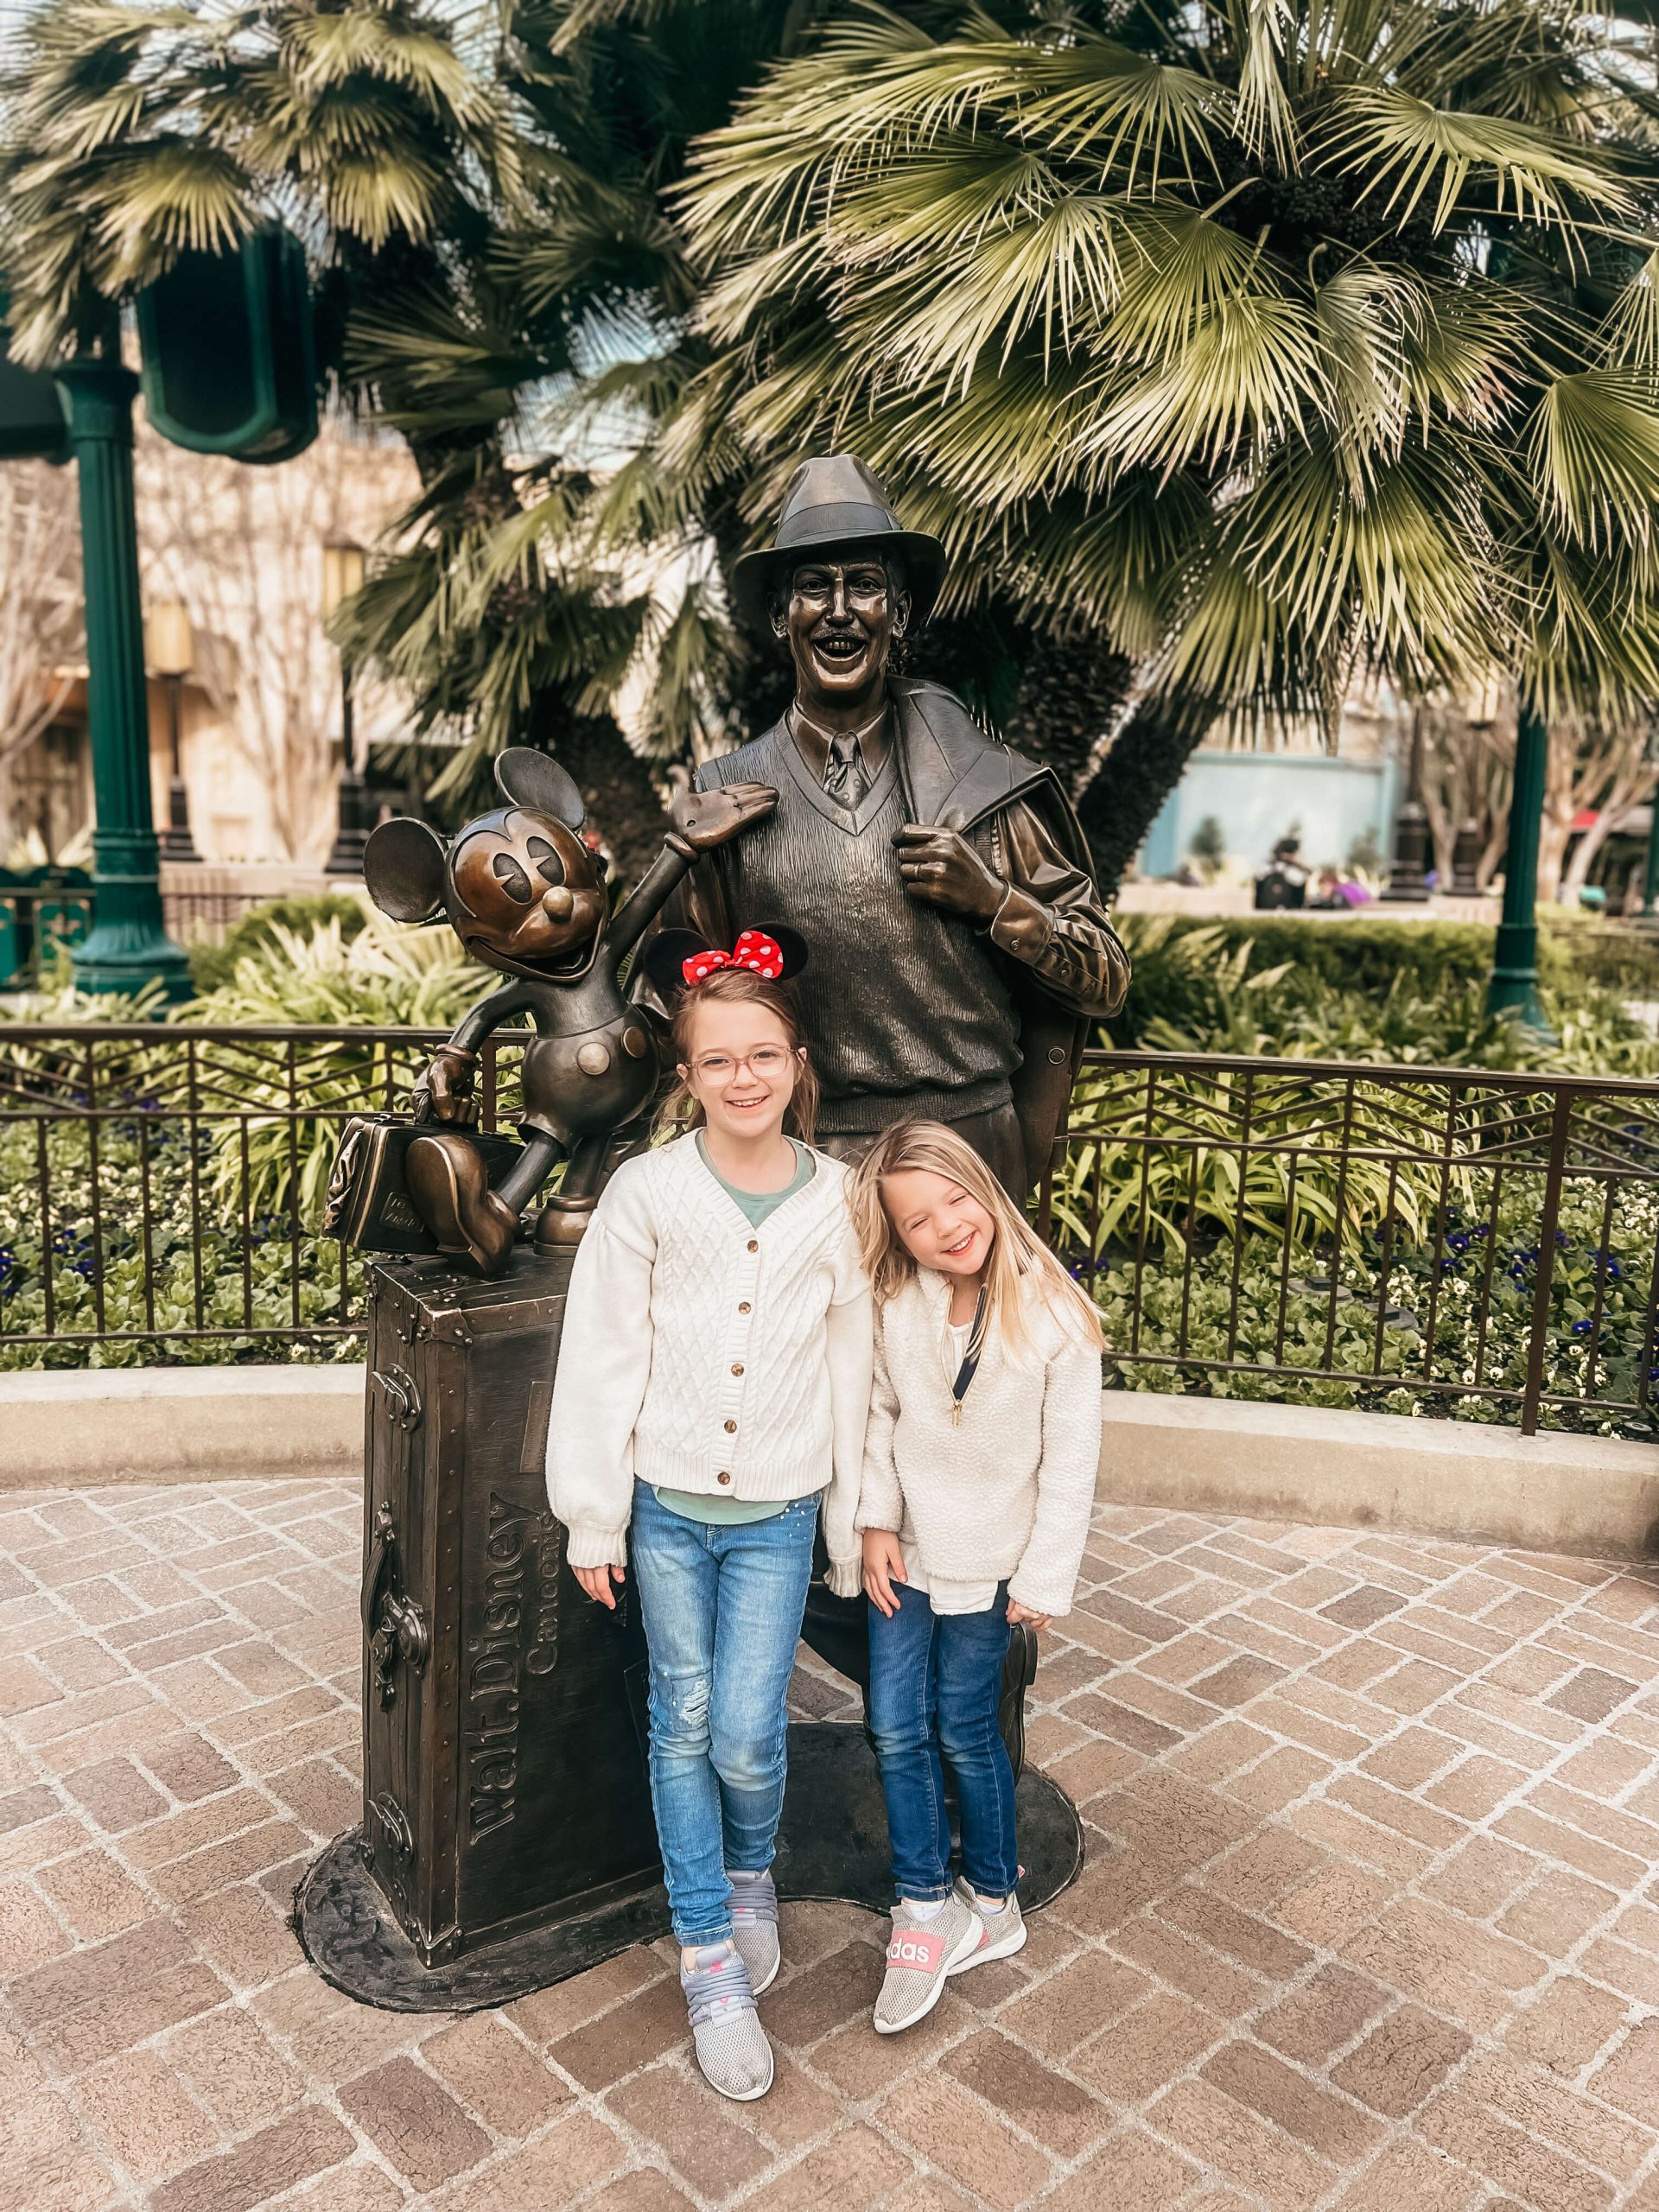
[54,345,191,1002]
[1484,695,1552,1034]
[0,237,319,1008]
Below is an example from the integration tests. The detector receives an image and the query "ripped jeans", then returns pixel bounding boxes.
[628,1479,820,1944]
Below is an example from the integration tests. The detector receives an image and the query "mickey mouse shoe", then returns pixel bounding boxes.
[873,1896,983,2035]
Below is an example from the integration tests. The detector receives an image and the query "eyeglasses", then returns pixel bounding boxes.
[690,1047,794,1083]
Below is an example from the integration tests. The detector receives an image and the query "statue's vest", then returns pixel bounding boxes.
[701,726,1020,1134]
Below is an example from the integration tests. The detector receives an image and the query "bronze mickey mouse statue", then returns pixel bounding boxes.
[351,747,776,1271]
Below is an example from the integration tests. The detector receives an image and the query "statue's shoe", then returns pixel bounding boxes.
[997,1620,1039,1783]
[406,1133,518,1274]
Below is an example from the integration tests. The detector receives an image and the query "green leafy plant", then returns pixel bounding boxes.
[1187,815,1227,876]
[187,912,494,1227]
[186,893,372,995]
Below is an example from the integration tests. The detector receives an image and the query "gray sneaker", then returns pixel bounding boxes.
[682,1941,773,2101]
[728,1866,780,1996]
[873,1895,982,2036]
[950,1877,1027,1973]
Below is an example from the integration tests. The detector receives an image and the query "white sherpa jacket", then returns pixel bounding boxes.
[546,1134,871,1594]
[855,1267,1103,1618]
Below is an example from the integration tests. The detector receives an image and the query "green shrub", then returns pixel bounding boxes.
[1107,912,1659,1078]
[186,892,372,994]
[1545,914,1659,999]
[185,912,497,1229]
[0,1110,365,1370]
[1188,815,1227,872]
[1077,1176,1659,1437]
[1109,915,1498,1038]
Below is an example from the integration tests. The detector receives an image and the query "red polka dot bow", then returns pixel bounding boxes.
[682,929,785,987]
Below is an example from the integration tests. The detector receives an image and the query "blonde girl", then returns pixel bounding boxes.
[548,950,869,2101]
[846,1118,1103,2035]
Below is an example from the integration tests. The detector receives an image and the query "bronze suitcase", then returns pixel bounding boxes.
[324,1110,523,1255]
[360,1246,659,1966]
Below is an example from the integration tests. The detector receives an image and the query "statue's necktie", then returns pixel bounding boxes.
[823,732,869,812]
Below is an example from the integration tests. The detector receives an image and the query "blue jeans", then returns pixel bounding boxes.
[868,1581,1019,1903]
[628,1480,818,1944]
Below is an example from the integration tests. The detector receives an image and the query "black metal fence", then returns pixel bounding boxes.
[4,1023,1659,1436]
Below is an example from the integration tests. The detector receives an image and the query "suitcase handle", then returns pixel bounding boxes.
[363,1499,397,1635]
[363,1500,430,1707]
[373,1365,422,1431]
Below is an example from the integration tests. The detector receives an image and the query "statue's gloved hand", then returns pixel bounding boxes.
[424,1045,479,1127]
[672,782,778,851]
[895,824,1006,923]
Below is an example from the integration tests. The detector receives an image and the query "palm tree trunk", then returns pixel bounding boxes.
[1075,690,1218,896]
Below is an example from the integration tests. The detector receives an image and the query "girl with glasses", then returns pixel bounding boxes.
[547,934,869,2101]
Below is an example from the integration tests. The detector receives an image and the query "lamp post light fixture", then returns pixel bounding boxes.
[144,596,200,863]
[322,536,368,876]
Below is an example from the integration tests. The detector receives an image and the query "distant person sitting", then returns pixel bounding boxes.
[1311,867,1373,910]
[1253,836,1308,911]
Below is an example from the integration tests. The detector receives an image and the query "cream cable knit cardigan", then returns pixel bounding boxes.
[546,1134,871,1594]
[855,1267,1103,1618]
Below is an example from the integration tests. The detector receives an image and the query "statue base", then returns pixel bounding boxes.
[296,1720,1084,2012]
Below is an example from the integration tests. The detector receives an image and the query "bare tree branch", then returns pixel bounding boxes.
[0,461,84,846]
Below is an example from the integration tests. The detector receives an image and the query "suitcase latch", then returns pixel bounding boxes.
[369,1792,416,1890]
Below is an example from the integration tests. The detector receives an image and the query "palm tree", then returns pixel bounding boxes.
[0,0,724,854]
[667,0,1659,886]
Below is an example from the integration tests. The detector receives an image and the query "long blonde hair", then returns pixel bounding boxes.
[847,1119,1103,1363]
[653,966,820,1146]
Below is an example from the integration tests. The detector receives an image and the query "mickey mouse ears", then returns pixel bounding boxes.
[363,817,448,924]
[639,924,809,1001]
[495,747,585,829]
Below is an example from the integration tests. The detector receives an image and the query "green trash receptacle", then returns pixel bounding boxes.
[35,892,93,958]
[0,894,21,988]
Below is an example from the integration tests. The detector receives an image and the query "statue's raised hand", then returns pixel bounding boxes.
[672,782,778,851]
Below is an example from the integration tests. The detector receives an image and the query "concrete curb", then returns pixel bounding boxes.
[0,1364,365,1485]
[1100,1390,1659,1560]
[4,1366,1657,1561]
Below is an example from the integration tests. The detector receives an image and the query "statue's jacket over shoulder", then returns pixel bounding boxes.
[659,678,1130,1170]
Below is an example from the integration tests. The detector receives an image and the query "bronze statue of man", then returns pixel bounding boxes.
[652,454,1130,1191]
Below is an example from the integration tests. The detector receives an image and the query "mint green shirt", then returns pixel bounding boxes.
[653,1138,817,1527]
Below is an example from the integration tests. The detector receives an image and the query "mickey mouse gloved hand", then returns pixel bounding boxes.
[425,1045,479,1126]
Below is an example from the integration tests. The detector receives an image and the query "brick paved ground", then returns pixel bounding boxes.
[2,1484,1659,2210]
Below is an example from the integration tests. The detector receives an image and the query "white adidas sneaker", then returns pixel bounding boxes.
[948,1876,1027,1972]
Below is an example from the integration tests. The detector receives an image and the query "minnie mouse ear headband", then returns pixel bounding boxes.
[640,925,809,1000]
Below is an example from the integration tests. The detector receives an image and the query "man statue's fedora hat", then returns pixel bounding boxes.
[730,454,948,629]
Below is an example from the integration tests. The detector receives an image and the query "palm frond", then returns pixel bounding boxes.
[1529,370,1659,551]
[1320,86,1634,233]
